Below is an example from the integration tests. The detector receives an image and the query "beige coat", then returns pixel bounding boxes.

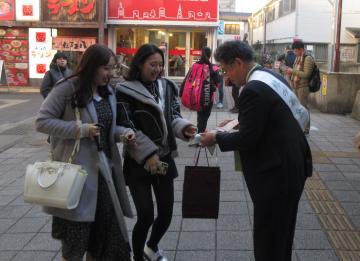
[291,55,315,90]
[36,79,133,241]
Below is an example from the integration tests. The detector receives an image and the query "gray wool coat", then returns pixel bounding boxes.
[36,79,133,240]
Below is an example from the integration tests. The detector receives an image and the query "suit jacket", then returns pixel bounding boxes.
[36,78,133,235]
[216,67,312,203]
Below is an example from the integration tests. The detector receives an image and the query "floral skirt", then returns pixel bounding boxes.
[52,174,131,261]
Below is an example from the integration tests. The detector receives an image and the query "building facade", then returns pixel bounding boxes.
[0,0,105,87]
[219,0,236,12]
[217,12,251,45]
[248,0,360,72]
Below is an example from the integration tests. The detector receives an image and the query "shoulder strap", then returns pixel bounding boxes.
[50,107,81,163]
[248,70,309,131]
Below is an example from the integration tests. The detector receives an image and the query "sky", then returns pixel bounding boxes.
[236,0,269,13]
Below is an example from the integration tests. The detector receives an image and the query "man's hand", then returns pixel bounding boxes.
[183,125,197,138]
[200,131,217,147]
[285,67,293,75]
[144,154,160,174]
[218,119,233,128]
[354,131,360,151]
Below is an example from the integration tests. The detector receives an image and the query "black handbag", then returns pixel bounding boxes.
[182,148,221,219]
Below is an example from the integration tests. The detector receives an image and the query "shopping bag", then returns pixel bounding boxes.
[182,148,220,219]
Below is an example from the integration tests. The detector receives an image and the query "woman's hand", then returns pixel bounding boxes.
[79,123,100,138]
[183,125,197,138]
[121,129,136,144]
[144,154,160,174]
[88,124,100,138]
[354,131,360,151]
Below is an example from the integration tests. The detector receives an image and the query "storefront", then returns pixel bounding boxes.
[106,0,218,79]
[0,0,102,87]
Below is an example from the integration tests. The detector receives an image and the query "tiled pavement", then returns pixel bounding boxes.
[0,91,359,260]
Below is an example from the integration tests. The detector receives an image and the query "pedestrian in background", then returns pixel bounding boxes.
[40,52,73,98]
[216,73,224,109]
[201,40,312,261]
[186,46,221,132]
[36,44,134,261]
[225,77,239,113]
[116,44,197,261]
[285,40,314,134]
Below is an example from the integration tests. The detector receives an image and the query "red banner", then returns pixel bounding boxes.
[0,0,15,21]
[108,0,217,23]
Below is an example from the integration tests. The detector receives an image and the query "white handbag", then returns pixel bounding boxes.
[24,108,88,209]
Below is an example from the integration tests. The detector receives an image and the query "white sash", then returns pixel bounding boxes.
[248,70,309,131]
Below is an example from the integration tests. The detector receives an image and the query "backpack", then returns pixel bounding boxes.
[180,63,214,111]
[306,55,321,92]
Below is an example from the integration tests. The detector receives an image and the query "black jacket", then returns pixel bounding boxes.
[40,64,72,98]
[116,78,191,160]
[216,67,312,202]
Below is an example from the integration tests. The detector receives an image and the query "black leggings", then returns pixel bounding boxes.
[128,176,174,261]
[197,104,213,133]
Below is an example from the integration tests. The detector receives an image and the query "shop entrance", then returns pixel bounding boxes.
[114,28,208,78]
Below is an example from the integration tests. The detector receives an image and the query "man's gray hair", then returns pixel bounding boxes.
[214,40,254,65]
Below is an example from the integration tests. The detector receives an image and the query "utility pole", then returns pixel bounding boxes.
[333,0,342,72]
[262,8,267,55]
[98,0,105,44]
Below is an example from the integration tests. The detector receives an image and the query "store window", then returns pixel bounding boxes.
[225,24,240,35]
[168,32,186,77]
[115,28,208,77]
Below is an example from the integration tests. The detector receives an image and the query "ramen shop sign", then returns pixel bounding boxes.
[43,0,98,22]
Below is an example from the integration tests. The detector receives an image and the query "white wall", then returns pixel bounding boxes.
[266,12,296,43]
[341,0,360,43]
[250,0,360,45]
[297,0,333,43]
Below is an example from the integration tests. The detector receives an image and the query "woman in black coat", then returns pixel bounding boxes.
[40,52,73,98]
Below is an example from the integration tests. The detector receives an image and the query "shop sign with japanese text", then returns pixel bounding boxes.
[16,0,40,21]
[107,0,218,26]
[52,37,96,52]
[0,0,15,21]
[42,0,98,22]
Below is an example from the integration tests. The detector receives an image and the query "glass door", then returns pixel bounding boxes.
[168,31,186,77]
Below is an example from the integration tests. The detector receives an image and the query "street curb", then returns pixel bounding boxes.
[0,87,40,93]
[0,135,25,153]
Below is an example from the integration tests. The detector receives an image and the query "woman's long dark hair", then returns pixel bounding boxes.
[199,46,211,65]
[125,44,164,81]
[67,44,116,108]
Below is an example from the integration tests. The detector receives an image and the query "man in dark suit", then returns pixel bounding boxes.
[200,40,313,261]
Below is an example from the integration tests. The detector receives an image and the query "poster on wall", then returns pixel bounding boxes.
[29,28,55,79]
[0,0,15,21]
[16,0,40,21]
[107,0,218,25]
[42,0,98,22]
[0,27,28,86]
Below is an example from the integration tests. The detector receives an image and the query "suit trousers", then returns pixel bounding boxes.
[245,170,306,261]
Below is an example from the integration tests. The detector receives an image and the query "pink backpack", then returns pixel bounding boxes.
[181,63,210,111]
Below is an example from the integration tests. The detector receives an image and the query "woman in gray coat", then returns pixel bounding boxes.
[36,44,134,261]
